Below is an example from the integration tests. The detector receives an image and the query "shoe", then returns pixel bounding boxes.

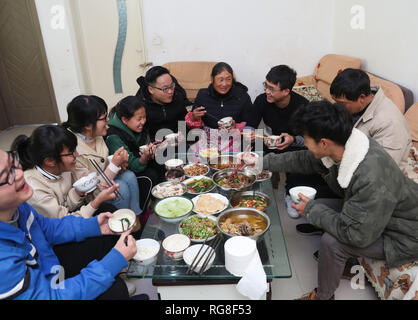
[296,223,324,236]
[285,195,300,219]
[296,288,334,300]
[313,250,319,262]
[130,293,149,300]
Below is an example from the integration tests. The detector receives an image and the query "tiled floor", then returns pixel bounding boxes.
[0,125,379,300]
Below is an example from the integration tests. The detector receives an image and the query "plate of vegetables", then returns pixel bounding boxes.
[229,191,270,211]
[184,176,216,194]
[178,214,218,242]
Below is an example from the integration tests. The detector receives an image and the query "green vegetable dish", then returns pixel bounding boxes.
[155,198,193,218]
[186,178,214,193]
[180,215,218,240]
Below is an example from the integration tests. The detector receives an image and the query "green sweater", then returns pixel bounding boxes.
[105,114,150,174]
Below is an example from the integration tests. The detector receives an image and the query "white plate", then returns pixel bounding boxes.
[183,175,216,195]
[191,193,229,215]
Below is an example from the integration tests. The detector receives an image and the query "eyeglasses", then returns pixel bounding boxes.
[97,113,109,121]
[0,151,20,187]
[263,81,282,93]
[150,82,175,93]
[60,151,77,158]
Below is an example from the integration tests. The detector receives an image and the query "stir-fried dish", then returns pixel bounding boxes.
[184,164,209,176]
[215,173,252,189]
[233,195,268,211]
[211,163,238,170]
[180,215,218,240]
[186,178,214,193]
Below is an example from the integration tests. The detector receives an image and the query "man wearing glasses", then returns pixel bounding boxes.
[251,65,339,216]
[135,66,191,142]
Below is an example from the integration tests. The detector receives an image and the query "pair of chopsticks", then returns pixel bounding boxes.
[89,159,124,200]
[187,234,222,275]
[241,132,269,140]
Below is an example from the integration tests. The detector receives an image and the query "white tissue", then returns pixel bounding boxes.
[236,248,268,300]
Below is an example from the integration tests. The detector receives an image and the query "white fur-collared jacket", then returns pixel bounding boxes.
[264,128,418,268]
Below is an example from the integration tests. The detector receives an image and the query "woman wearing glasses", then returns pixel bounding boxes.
[11,125,118,219]
[0,148,138,299]
[62,95,143,220]
[135,66,191,141]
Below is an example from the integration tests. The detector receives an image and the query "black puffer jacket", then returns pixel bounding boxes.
[135,75,191,141]
[192,82,256,129]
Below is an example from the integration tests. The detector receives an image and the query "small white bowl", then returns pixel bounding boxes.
[264,135,283,149]
[139,145,148,154]
[108,209,137,233]
[183,244,216,273]
[165,158,184,170]
[289,186,317,204]
[133,239,160,265]
[72,172,98,193]
[162,233,191,260]
[165,133,179,145]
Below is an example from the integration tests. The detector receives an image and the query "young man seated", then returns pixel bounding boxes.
[296,68,412,236]
[262,100,418,300]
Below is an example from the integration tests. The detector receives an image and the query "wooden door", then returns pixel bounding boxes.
[0,0,59,130]
[70,0,148,108]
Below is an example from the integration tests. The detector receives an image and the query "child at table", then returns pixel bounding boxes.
[105,95,166,186]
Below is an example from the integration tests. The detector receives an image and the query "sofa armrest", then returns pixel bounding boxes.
[295,75,315,87]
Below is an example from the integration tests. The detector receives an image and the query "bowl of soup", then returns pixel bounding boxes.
[217,208,270,242]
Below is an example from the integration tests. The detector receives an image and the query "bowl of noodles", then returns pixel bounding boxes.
[212,168,256,197]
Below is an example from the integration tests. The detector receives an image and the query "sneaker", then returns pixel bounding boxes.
[296,223,324,236]
[130,293,149,300]
[285,195,300,219]
[296,288,334,300]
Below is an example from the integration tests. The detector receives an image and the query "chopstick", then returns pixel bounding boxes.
[198,234,222,276]
[241,132,268,139]
[187,237,210,275]
[89,159,124,200]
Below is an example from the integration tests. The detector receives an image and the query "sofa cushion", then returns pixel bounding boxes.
[162,61,217,101]
[315,80,335,102]
[361,257,418,300]
[368,73,405,113]
[313,54,362,86]
[292,85,323,102]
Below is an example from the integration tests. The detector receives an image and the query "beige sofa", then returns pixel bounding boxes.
[293,54,418,300]
[162,61,217,102]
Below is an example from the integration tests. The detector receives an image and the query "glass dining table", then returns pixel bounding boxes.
[126,153,292,298]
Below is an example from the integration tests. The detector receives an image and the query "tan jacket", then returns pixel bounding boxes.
[73,135,118,199]
[355,87,412,171]
[24,169,96,218]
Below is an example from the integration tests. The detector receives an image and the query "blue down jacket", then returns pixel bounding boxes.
[0,202,127,300]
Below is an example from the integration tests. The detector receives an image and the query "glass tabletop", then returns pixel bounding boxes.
[127,155,292,280]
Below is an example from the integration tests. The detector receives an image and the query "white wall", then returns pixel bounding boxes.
[141,0,335,100]
[333,0,418,104]
[34,0,82,122]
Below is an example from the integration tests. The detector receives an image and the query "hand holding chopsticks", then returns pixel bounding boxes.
[89,159,124,200]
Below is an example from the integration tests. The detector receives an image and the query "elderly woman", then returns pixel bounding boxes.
[0,148,137,299]
[186,62,255,154]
